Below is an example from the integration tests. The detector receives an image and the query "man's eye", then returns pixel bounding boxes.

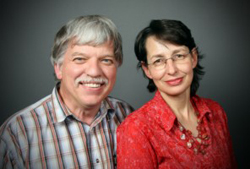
[102,59,114,65]
[73,57,86,63]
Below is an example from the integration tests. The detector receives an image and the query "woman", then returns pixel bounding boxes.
[117,19,237,168]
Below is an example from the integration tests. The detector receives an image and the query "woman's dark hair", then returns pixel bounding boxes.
[134,19,205,97]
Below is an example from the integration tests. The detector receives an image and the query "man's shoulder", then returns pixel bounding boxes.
[105,96,134,124]
[0,95,52,133]
[106,96,134,111]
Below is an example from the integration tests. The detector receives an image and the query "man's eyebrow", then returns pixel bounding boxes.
[71,52,115,58]
[72,52,86,56]
[101,54,115,58]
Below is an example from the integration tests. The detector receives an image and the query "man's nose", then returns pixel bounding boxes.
[85,60,102,77]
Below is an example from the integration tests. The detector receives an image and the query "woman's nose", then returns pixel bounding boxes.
[165,59,177,75]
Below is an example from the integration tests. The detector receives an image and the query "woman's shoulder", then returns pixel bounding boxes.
[194,95,224,111]
[193,95,228,123]
[118,99,157,131]
[120,104,151,125]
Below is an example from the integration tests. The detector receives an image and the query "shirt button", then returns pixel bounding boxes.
[96,159,99,163]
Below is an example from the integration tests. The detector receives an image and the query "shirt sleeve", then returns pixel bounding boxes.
[209,100,238,168]
[117,120,157,169]
[0,133,16,169]
[220,107,238,168]
[0,123,25,169]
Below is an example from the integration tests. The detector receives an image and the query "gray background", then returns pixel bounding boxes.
[1,0,249,167]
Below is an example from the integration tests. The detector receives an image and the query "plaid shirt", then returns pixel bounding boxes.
[0,86,133,169]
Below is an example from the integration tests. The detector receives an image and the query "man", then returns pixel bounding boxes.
[0,15,133,169]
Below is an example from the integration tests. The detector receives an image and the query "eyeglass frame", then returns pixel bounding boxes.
[143,47,197,70]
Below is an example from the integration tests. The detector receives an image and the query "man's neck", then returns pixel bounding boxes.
[69,106,100,125]
[58,86,102,125]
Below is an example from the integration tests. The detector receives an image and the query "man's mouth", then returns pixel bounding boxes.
[79,82,104,88]
[76,77,108,88]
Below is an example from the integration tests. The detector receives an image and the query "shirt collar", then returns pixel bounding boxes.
[191,95,212,122]
[50,83,115,124]
[149,91,176,131]
[50,84,70,123]
[150,91,212,132]
[90,97,115,127]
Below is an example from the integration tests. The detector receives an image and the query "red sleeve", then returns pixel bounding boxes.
[221,107,238,168]
[117,121,157,169]
[207,99,238,168]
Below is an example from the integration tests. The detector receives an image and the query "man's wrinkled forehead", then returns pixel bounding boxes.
[69,37,114,48]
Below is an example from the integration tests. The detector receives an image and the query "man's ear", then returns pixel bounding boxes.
[54,64,62,80]
[141,62,153,79]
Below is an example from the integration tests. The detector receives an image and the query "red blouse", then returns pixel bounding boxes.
[117,91,237,169]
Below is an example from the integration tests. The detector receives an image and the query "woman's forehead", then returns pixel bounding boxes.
[146,36,188,53]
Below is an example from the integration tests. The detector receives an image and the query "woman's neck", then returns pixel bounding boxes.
[160,91,198,136]
[160,91,193,118]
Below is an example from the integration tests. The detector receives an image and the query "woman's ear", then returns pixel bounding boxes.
[191,48,198,69]
[141,62,153,79]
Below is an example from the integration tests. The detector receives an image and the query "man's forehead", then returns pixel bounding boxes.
[70,38,114,48]
[67,40,115,57]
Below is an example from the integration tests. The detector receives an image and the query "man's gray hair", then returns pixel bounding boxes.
[50,15,123,66]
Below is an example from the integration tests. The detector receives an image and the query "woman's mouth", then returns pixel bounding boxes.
[166,77,183,86]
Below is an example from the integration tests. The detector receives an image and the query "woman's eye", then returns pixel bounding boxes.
[174,54,185,60]
[153,59,164,65]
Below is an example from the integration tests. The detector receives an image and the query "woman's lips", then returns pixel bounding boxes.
[166,77,183,86]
